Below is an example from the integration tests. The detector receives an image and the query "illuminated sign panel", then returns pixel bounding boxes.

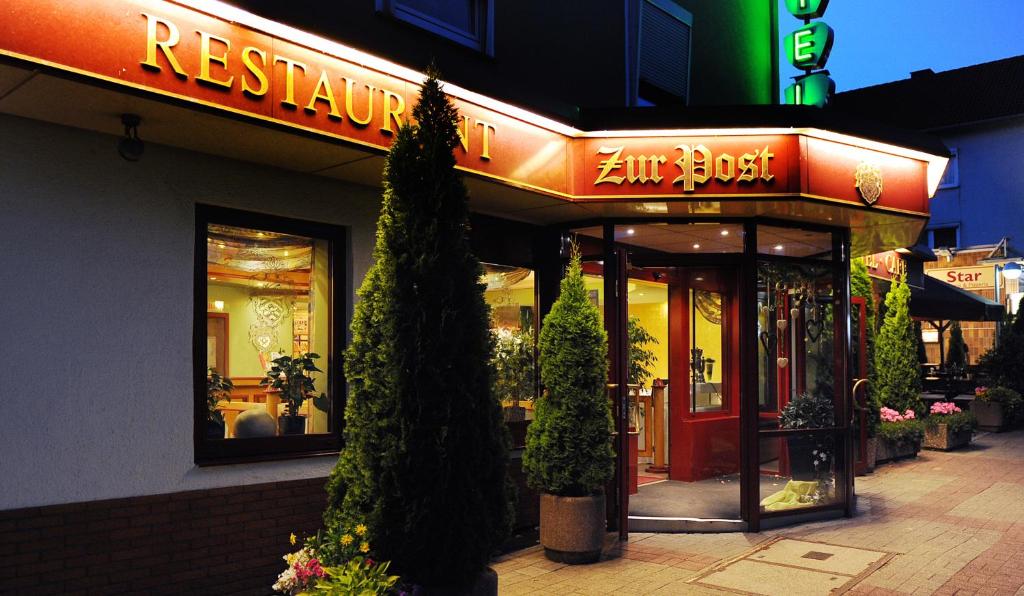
[926,267,996,290]
[784,22,834,71]
[785,0,831,20]
[783,0,835,107]
[0,0,937,215]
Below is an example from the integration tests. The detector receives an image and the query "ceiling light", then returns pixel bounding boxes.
[213,300,225,310]
[626,228,636,235]
[693,243,701,250]
[774,244,784,251]
[209,276,217,280]
[720,229,730,236]
[695,276,705,281]
[218,243,226,249]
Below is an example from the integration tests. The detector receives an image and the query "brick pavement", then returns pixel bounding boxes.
[493,430,1024,595]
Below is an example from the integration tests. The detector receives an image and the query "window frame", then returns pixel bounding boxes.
[937,147,959,189]
[930,225,959,250]
[377,0,494,55]
[193,204,348,466]
[635,0,693,106]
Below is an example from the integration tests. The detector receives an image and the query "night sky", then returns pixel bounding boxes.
[777,0,1024,93]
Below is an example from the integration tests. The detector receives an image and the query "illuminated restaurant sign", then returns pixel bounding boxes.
[926,266,995,290]
[0,0,940,213]
[783,0,836,108]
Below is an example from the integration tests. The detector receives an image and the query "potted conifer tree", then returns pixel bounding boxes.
[323,70,511,595]
[206,367,233,439]
[523,244,615,565]
[873,275,925,459]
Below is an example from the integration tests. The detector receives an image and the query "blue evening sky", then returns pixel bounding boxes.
[778,0,1024,93]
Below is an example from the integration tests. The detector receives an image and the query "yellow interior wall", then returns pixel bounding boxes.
[309,240,330,433]
[208,283,294,378]
[627,301,669,382]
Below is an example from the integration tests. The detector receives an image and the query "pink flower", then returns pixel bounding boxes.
[880,407,905,422]
[930,402,962,415]
[975,386,988,397]
[903,409,916,420]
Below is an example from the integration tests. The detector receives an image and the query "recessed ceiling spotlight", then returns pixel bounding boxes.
[695,276,705,282]
[720,229,730,236]
[693,243,701,250]
[774,244,784,251]
[626,228,636,235]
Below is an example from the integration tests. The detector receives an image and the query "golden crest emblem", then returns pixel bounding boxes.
[855,162,883,205]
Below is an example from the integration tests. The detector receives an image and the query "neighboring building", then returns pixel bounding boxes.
[0,1,947,592]
[835,56,1024,364]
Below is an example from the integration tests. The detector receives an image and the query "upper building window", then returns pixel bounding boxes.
[938,148,959,189]
[637,0,692,106]
[378,0,494,55]
[195,205,347,464]
[931,226,959,249]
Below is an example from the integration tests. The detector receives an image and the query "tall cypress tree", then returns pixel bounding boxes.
[947,321,967,371]
[325,71,511,587]
[873,275,924,416]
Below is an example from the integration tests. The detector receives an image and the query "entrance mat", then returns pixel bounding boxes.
[687,537,895,595]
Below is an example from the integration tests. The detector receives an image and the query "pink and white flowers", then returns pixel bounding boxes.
[880,407,916,422]
[930,401,962,416]
[273,547,326,595]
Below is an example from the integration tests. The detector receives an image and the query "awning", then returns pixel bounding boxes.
[911,275,1004,321]
[874,275,1004,321]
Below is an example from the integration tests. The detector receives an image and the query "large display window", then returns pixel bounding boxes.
[194,205,347,464]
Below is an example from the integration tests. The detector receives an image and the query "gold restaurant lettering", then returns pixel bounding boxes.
[595,144,774,191]
[139,13,496,160]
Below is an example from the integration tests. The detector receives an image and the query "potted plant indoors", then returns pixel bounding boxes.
[491,326,536,423]
[923,401,976,451]
[524,244,614,565]
[261,351,325,435]
[875,407,924,463]
[971,386,1022,432]
[779,393,835,481]
[206,367,233,439]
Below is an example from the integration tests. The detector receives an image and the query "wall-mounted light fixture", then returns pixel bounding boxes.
[1001,262,1022,280]
[118,113,144,161]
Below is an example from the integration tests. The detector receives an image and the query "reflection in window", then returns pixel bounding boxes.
[691,289,725,413]
[482,264,536,421]
[205,223,331,439]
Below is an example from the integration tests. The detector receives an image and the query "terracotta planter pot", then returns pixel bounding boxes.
[923,423,973,451]
[539,493,605,564]
[971,400,1006,432]
[876,437,920,464]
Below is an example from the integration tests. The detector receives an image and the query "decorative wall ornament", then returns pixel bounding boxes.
[855,161,883,205]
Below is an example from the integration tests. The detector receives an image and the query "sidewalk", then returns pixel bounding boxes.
[494,430,1024,595]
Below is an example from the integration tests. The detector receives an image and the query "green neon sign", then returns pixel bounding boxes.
[785,22,835,71]
[784,73,835,108]
[785,0,830,20]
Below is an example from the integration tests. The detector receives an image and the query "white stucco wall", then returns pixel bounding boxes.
[0,113,381,510]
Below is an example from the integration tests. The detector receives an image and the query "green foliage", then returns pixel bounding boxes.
[308,559,400,596]
[206,367,234,424]
[627,315,659,389]
[779,392,835,429]
[324,70,511,588]
[876,419,925,445]
[925,410,977,435]
[492,326,536,405]
[947,321,967,373]
[523,245,614,497]
[980,310,1024,398]
[914,321,928,365]
[873,276,924,416]
[977,386,1024,424]
[261,352,325,417]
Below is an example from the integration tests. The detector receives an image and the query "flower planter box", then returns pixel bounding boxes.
[923,423,973,451]
[876,437,920,464]
[971,400,1006,432]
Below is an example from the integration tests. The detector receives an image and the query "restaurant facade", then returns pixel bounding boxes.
[0,0,948,592]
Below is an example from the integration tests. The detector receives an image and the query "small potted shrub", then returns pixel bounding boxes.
[923,402,976,450]
[779,393,835,481]
[261,351,326,435]
[875,407,924,463]
[971,386,1022,432]
[206,367,233,439]
[523,245,614,564]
